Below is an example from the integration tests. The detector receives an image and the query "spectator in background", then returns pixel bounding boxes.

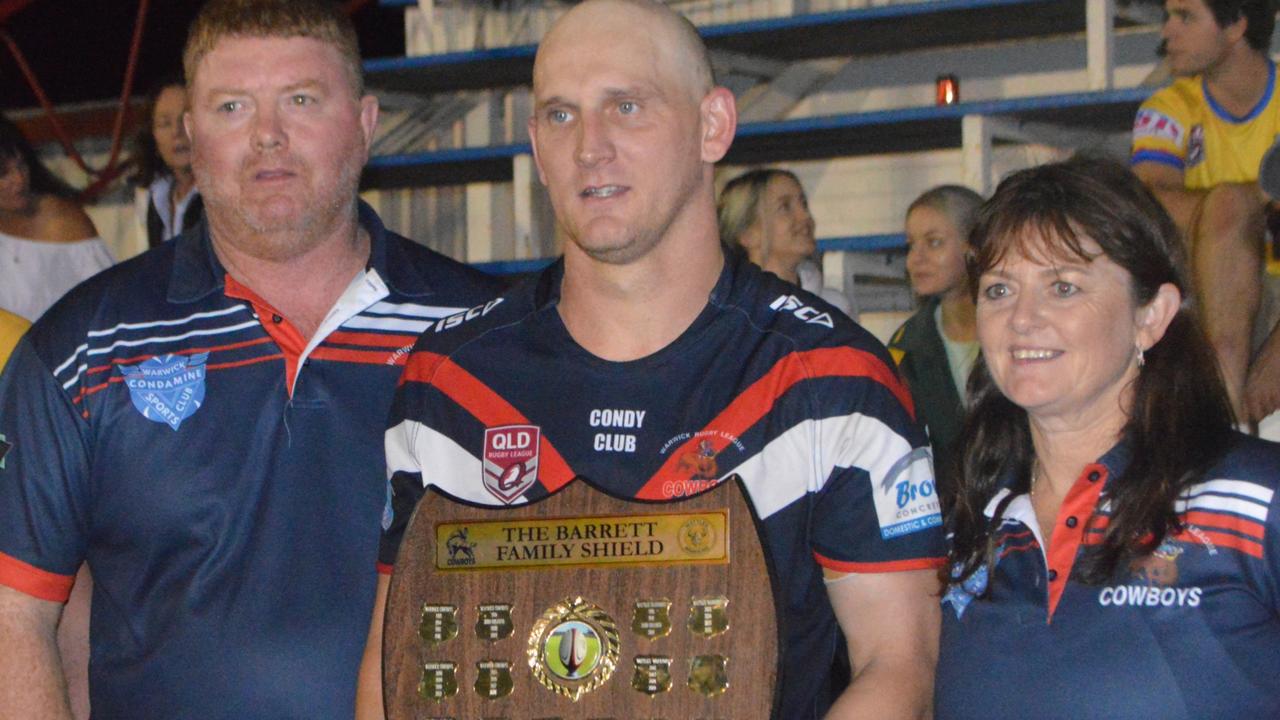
[133,74,202,253]
[889,185,982,495]
[718,167,854,316]
[0,116,112,321]
[1130,0,1277,423]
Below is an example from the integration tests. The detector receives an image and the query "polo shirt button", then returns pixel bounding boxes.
[1087,471,1101,482]
[1048,569,1059,582]
[1065,516,1078,528]
[272,314,283,324]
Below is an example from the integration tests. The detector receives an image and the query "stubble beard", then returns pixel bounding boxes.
[564,159,704,266]
[194,138,366,263]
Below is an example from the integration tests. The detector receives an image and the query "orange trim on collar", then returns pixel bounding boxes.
[223,274,305,396]
[1044,462,1108,622]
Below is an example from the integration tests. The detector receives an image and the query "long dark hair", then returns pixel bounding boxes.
[0,115,77,198]
[132,72,185,187]
[946,157,1235,589]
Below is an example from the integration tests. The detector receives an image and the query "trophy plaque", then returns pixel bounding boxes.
[382,475,780,718]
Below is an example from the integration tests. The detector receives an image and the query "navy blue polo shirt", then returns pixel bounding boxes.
[0,203,501,718]
[937,435,1280,719]
[379,255,945,718]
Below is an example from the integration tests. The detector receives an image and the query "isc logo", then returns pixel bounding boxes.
[768,294,834,329]
[491,429,533,450]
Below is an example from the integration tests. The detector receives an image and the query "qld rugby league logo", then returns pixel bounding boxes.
[119,353,208,431]
[483,424,540,503]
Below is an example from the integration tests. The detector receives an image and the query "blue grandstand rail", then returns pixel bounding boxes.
[362,87,1155,188]
[472,258,556,276]
[366,0,1098,93]
[470,235,905,276]
[733,87,1154,139]
[819,234,907,253]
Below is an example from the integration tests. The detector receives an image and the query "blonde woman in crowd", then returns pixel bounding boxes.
[718,167,854,316]
[889,185,983,494]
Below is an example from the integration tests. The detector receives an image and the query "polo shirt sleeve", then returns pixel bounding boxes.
[0,338,92,603]
[808,345,945,574]
[1131,89,1192,172]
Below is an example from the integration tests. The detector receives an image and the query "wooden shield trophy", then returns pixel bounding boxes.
[382,475,780,718]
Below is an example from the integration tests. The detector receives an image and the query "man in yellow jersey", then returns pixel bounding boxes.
[1131,0,1278,422]
[0,309,27,373]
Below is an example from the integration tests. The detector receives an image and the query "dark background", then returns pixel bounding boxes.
[0,0,405,112]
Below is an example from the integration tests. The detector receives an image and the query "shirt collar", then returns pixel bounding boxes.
[982,437,1133,519]
[167,200,432,304]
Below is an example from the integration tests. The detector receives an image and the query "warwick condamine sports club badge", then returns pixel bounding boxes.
[119,353,209,431]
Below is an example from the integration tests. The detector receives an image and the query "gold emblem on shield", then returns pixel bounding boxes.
[687,595,729,638]
[631,599,672,639]
[688,654,729,697]
[631,655,673,695]
[474,660,514,699]
[418,661,458,701]
[678,517,715,554]
[475,603,514,642]
[527,596,620,701]
[419,603,459,645]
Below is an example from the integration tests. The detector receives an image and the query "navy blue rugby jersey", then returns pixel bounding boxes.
[0,202,501,719]
[937,435,1280,719]
[380,254,945,718]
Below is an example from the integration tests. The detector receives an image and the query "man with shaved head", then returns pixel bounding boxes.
[357,1,942,717]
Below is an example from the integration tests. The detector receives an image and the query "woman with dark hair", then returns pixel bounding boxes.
[0,115,112,321]
[889,185,984,493]
[935,157,1280,718]
[133,75,202,252]
[718,167,853,316]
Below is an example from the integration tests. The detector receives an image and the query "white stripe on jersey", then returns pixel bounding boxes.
[1184,478,1274,504]
[385,418,529,506]
[1175,478,1273,522]
[722,412,924,521]
[342,316,434,334]
[61,320,262,390]
[365,301,467,318]
[53,305,251,376]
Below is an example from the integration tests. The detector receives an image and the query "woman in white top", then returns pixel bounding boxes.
[0,115,112,321]
[718,167,854,317]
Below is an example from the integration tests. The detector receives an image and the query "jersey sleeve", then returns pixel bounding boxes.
[378,375,431,573]
[808,346,945,574]
[0,338,93,602]
[378,349,488,571]
[1131,89,1191,172]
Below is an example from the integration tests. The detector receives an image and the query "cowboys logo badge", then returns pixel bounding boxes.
[527,596,620,701]
[418,661,457,701]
